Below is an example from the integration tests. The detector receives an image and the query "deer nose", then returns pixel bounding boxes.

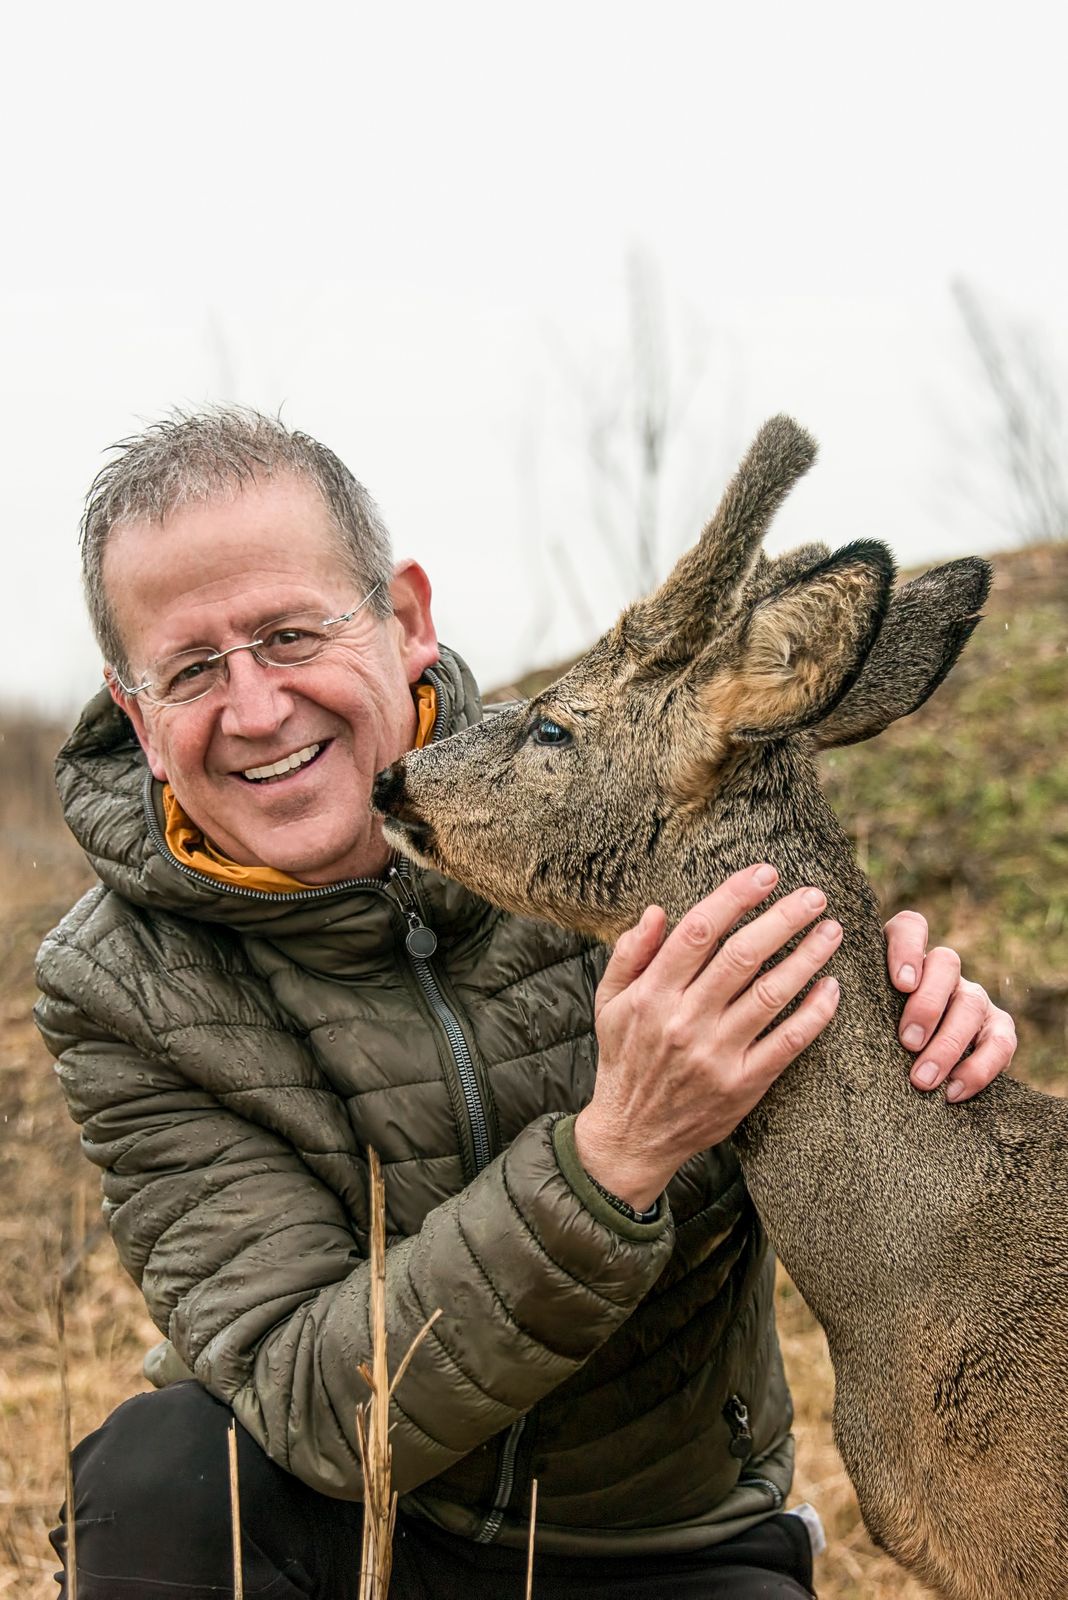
[372,761,408,816]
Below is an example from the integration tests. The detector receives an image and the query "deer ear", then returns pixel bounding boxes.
[707,541,896,742]
[811,557,992,749]
[621,415,818,662]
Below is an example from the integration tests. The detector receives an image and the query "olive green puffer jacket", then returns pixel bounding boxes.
[35,647,794,1555]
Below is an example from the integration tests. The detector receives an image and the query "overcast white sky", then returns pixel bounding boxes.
[2,0,1066,716]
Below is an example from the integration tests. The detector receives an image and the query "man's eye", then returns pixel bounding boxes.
[263,624,326,663]
[267,627,314,646]
[531,718,571,747]
[167,658,212,690]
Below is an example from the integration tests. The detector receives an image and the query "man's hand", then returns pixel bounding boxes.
[884,909,1017,1102]
[575,864,841,1212]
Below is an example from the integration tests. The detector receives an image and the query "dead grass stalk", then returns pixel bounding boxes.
[356,1149,441,1600]
[227,1419,243,1600]
[53,1290,76,1600]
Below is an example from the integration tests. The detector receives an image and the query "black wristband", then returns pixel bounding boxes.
[584,1170,661,1224]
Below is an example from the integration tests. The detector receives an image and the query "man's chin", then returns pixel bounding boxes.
[222,821,389,887]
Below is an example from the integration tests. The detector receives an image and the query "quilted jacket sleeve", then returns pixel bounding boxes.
[36,902,674,1500]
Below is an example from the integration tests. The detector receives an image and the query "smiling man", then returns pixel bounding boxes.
[36,408,1016,1600]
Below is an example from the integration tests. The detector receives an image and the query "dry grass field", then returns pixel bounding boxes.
[1,543,1065,1597]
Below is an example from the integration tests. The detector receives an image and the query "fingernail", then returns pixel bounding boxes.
[822,976,840,1000]
[898,964,917,988]
[902,1024,925,1050]
[819,919,841,941]
[913,1060,939,1087]
[804,888,826,910]
[754,865,777,886]
[945,1079,966,1102]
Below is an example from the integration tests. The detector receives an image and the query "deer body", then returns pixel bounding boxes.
[689,746,1068,1597]
[375,418,1068,1598]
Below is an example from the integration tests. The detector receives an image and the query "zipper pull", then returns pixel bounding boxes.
[387,866,439,959]
[723,1393,753,1460]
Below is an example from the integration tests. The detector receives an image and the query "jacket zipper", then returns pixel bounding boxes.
[741,1474,785,1509]
[386,861,493,1174]
[142,666,513,1527]
[474,1415,527,1544]
[142,773,495,1176]
[404,667,513,1538]
[723,1394,783,1507]
[723,1393,753,1460]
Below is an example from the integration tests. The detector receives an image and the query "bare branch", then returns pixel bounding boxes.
[953,279,1068,544]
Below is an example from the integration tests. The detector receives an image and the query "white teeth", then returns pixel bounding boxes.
[243,743,321,782]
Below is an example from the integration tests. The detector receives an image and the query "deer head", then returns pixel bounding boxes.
[374,417,990,941]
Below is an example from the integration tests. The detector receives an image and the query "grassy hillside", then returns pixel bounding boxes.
[821,543,1068,1089]
[0,543,1064,1597]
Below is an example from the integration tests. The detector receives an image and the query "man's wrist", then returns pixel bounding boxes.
[582,1169,661,1224]
[572,1107,669,1213]
[551,1116,670,1241]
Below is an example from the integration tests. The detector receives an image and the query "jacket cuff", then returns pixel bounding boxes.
[551,1115,670,1242]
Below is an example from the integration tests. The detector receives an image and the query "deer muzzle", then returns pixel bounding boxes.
[372,759,437,856]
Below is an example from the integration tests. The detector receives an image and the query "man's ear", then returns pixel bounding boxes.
[703,541,896,743]
[106,672,169,781]
[389,560,440,684]
[811,557,992,748]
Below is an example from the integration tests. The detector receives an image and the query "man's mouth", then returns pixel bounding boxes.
[239,741,329,784]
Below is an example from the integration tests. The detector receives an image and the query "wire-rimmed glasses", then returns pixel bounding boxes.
[112,582,384,707]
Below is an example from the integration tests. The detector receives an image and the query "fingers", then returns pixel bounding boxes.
[696,884,832,1008]
[642,864,782,993]
[884,908,929,992]
[943,1005,1018,1101]
[744,976,841,1086]
[906,970,981,1089]
[907,976,1018,1099]
[898,945,961,1054]
[596,905,667,1017]
[719,915,843,1045]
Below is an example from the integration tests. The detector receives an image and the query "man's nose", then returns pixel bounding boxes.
[217,650,296,738]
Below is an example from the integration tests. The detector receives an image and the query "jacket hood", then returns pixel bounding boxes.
[54,646,488,961]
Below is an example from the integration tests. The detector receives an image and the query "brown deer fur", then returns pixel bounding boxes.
[373,417,1068,1599]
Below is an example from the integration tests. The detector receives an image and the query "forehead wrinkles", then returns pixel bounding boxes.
[110,549,354,668]
[104,475,358,657]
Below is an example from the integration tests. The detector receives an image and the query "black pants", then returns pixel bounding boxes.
[52,1383,815,1598]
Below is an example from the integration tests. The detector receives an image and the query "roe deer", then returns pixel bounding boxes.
[373,417,1068,1599]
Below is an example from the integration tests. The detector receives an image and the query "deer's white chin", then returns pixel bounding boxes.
[380,815,440,871]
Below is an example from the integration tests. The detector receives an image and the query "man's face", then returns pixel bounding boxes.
[105,473,439,883]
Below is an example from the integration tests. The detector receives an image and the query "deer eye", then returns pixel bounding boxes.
[530,718,571,747]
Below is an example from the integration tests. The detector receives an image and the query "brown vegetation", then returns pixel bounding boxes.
[1,543,1065,1596]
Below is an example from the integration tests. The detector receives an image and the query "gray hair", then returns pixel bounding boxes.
[81,405,395,678]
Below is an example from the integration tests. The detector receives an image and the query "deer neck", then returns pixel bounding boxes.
[660,740,968,1336]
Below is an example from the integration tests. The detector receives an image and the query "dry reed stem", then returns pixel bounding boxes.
[356,1149,441,1600]
[525,1478,538,1600]
[227,1419,244,1600]
[357,1148,394,1600]
[53,1286,76,1600]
